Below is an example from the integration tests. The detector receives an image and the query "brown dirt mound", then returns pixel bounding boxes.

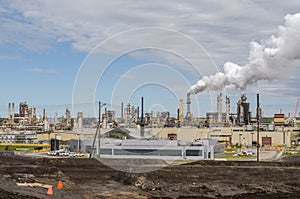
[0,188,39,199]
[0,156,299,198]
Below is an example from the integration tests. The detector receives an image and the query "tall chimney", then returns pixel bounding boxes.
[187,93,191,114]
[186,93,192,121]
[66,108,70,125]
[54,112,58,124]
[33,108,37,122]
[104,107,108,128]
[217,93,222,122]
[11,103,15,123]
[121,102,124,119]
[179,99,183,122]
[140,97,144,137]
[8,103,11,123]
[77,112,83,129]
[43,108,46,121]
[226,96,230,123]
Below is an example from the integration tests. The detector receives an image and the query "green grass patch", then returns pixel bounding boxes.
[285,150,300,157]
[218,152,256,160]
[0,145,34,151]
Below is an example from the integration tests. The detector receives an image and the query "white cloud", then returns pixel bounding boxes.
[1,0,300,109]
[2,0,299,58]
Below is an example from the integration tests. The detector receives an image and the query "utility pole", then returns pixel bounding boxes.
[256,94,260,162]
[98,101,101,156]
[89,101,106,158]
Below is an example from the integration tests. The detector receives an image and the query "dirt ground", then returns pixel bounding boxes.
[0,154,299,199]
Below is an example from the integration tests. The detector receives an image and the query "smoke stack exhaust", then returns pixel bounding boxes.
[188,13,300,95]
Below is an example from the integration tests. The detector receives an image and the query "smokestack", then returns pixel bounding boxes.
[11,103,15,123]
[66,108,70,125]
[217,93,222,122]
[54,112,58,124]
[141,97,144,122]
[185,93,192,121]
[126,103,130,127]
[77,112,83,129]
[104,107,108,128]
[187,93,191,113]
[179,99,183,121]
[33,108,37,122]
[226,96,230,123]
[8,103,11,123]
[140,97,144,137]
[43,108,46,121]
[121,102,124,119]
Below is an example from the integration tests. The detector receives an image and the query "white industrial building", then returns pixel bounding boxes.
[69,138,224,160]
[0,130,37,143]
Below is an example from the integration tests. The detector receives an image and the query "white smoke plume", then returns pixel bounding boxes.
[188,13,300,95]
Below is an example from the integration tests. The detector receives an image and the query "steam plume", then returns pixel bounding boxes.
[188,13,300,94]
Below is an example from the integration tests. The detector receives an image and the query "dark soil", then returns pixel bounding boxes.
[0,154,299,198]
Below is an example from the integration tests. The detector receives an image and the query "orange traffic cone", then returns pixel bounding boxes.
[47,186,53,195]
[57,180,63,189]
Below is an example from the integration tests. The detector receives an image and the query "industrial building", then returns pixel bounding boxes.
[155,126,300,147]
[0,130,37,143]
[69,138,224,160]
[1,94,300,149]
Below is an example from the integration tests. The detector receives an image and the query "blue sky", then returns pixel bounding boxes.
[1,0,300,118]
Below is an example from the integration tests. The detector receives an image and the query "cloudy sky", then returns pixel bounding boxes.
[0,0,300,118]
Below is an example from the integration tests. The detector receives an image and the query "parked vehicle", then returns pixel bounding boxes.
[242,151,255,156]
[47,151,56,156]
